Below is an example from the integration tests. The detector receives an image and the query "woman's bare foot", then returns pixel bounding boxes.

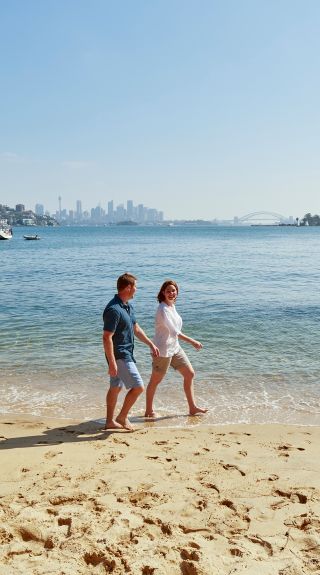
[103,419,123,430]
[144,411,157,418]
[189,407,208,416]
[116,416,135,431]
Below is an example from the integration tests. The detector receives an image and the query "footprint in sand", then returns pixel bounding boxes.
[19,525,43,542]
[112,436,130,446]
[230,547,244,557]
[201,482,219,494]
[246,535,273,556]
[44,450,62,459]
[83,551,115,570]
[195,499,208,511]
[220,499,237,512]
[221,462,246,476]
[277,444,306,456]
[180,548,201,561]
[180,560,200,575]
[274,489,307,504]
[58,517,72,536]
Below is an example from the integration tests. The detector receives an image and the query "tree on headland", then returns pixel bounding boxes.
[300,213,320,226]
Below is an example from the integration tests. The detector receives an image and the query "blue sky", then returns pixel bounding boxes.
[1,0,319,220]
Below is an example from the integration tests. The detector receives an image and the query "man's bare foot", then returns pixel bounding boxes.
[103,419,123,430]
[116,416,135,431]
[144,411,157,418]
[189,407,208,416]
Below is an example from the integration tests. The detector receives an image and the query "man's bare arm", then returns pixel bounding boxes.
[103,331,118,376]
[134,323,159,356]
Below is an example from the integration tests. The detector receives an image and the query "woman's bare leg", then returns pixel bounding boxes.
[178,365,208,415]
[145,371,165,416]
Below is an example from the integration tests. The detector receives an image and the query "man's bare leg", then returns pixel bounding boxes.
[179,366,208,416]
[116,386,144,430]
[105,386,122,429]
[145,372,164,417]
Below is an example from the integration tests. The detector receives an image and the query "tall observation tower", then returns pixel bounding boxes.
[58,196,62,219]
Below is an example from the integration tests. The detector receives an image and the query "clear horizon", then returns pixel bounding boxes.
[1,1,320,219]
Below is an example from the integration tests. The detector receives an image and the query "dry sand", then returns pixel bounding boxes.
[0,417,320,575]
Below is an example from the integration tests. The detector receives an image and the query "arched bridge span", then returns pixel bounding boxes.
[238,211,287,223]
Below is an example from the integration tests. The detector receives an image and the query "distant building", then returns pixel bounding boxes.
[22,218,35,226]
[91,205,105,222]
[116,204,126,221]
[127,200,134,220]
[76,200,82,220]
[35,203,44,216]
[146,208,158,223]
[137,204,145,222]
[16,204,25,212]
[107,200,114,222]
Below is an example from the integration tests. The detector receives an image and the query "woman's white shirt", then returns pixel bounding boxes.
[153,302,182,357]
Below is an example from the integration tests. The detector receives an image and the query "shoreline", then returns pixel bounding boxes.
[1,411,320,428]
[1,407,320,428]
[1,417,320,574]
[2,370,319,428]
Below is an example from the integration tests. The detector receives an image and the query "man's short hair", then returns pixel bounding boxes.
[117,273,137,291]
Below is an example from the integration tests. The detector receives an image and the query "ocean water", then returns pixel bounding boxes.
[1,225,320,426]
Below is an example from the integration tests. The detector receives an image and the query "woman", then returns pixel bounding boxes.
[145,280,207,417]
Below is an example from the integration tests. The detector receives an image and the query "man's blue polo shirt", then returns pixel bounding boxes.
[103,294,137,362]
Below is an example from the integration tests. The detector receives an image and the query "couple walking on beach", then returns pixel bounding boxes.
[103,273,207,431]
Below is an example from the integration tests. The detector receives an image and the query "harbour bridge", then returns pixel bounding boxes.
[237,211,288,224]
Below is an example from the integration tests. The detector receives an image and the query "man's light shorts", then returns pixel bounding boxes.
[152,347,192,376]
[110,359,144,390]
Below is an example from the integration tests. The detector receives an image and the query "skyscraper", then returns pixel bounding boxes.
[127,200,133,220]
[138,204,145,223]
[76,200,82,220]
[108,200,114,222]
[35,204,44,216]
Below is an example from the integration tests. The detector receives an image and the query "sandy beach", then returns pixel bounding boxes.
[1,417,320,575]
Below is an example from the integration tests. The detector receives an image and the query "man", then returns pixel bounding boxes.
[103,273,159,430]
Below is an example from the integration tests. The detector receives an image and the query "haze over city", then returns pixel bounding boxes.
[1,1,320,220]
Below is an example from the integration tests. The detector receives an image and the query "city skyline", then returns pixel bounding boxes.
[50,198,164,223]
[1,2,320,219]
[5,199,308,226]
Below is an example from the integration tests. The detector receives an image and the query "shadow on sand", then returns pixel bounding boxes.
[0,413,189,450]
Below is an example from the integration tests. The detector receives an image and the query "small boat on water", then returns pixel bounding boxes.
[23,234,40,240]
[0,227,13,240]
